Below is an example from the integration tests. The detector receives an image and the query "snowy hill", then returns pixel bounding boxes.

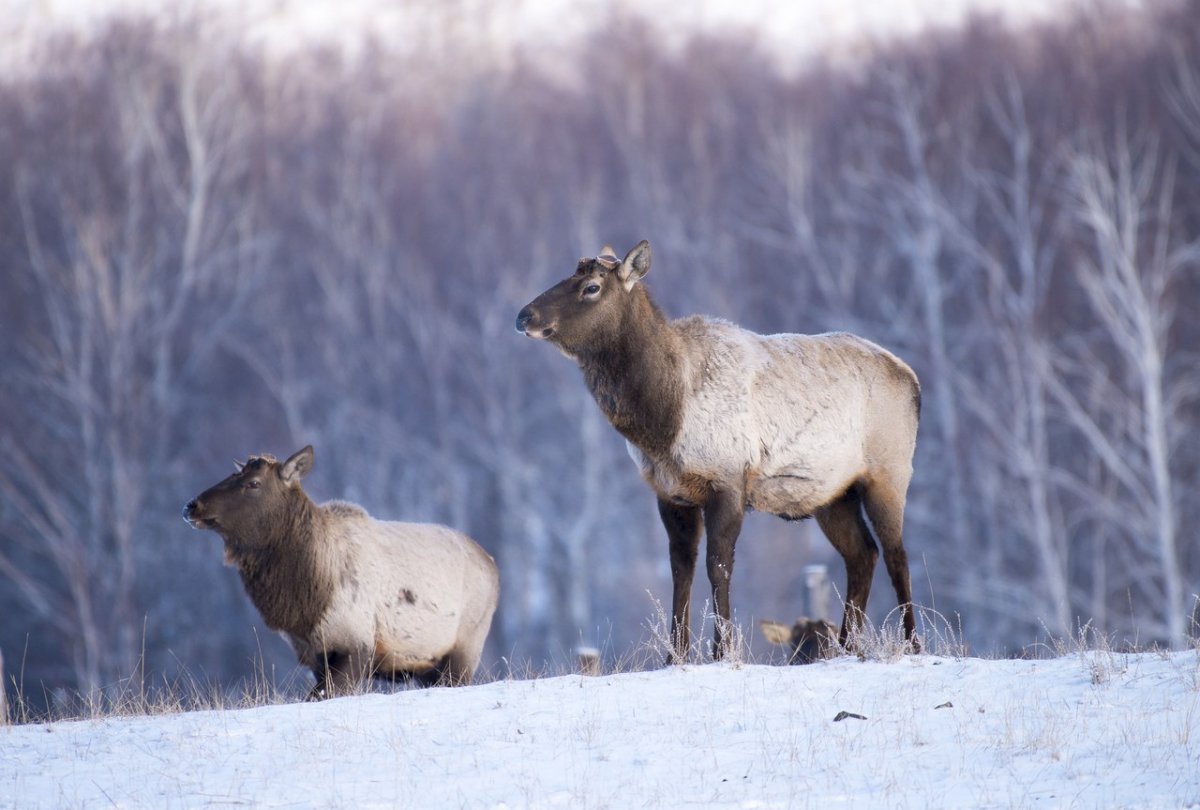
[3,651,1197,808]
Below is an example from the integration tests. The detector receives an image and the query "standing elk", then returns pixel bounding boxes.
[184,446,499,697]
[516,240,920,662]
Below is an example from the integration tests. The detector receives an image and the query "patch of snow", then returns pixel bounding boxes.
[2,651,1197,807]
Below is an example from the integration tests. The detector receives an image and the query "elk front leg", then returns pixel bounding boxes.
[658,498,703,665]
[308,647,372,700]
[704,487,745,660]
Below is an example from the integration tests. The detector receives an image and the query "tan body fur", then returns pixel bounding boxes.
[628,320,918,519]
[283,501,499,688]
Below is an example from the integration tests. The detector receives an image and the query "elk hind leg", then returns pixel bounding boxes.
[861,478,919,648]
[815,487,878,648]
[439,644,482,686]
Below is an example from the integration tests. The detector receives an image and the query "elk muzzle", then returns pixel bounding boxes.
[515,304,554,339]
[182,498,212,529]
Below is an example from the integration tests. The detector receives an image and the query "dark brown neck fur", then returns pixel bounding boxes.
[574,286,687,459]
[221,491,335,638]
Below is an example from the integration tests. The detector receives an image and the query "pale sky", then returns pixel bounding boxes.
[8,0,1097,73]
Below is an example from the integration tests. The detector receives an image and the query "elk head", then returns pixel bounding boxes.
[183,446,313,543]
[515,240,651,354]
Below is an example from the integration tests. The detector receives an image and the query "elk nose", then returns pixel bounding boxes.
[515,307,534,334]
[183,499,197,519]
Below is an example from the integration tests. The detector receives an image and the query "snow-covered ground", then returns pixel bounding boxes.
[3,651,1197,808]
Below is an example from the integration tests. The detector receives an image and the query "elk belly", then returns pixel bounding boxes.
[746,471,850,520]
[372,637,443,676]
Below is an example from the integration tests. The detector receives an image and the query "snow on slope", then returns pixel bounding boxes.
[3,651,1198,808]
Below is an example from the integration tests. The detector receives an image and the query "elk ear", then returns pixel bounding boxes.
[280,445,314,486]
[233,459,245,472]
[618,240,651,291]
[759,620,793,646]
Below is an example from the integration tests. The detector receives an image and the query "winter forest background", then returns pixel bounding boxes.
[1,0,1198,709]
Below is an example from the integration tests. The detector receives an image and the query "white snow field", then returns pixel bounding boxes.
[2,651,1198,808]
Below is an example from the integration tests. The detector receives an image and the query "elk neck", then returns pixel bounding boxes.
[225,490,336,638]
[575,286,687,459]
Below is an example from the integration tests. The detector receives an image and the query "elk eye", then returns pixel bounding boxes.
[246,479,261,490]
[583,283,601,296]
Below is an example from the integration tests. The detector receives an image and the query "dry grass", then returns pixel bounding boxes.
[620,594,755,671]
[2,652,313,726]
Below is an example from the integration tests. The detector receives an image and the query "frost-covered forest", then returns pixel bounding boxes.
[1,1,1198,705]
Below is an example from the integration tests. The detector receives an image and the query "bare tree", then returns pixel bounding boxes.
[0,26,264,692]
[938,72,1074,639]
[1056,124,1198,646]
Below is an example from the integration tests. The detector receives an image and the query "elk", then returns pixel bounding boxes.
[516,240,920,662]
[759,618,838,664]
[184,446,500,697]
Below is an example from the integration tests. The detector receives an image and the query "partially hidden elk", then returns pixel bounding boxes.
[184,446,499,698]
[517,241,921,662]
[759,618,838,664]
